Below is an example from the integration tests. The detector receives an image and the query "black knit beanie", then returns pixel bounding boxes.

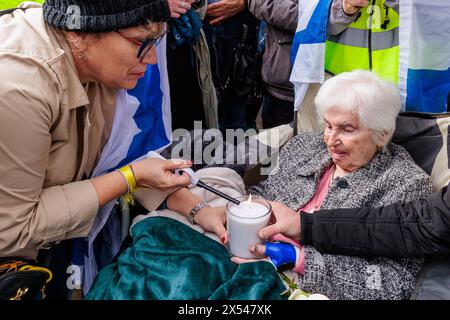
[43,0,171,33]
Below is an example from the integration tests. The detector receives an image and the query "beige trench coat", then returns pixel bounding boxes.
[0,4,118,258]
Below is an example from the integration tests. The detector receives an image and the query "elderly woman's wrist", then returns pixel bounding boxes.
[290,211,302,241]
[165,186,191,211]
[192,205,210,225]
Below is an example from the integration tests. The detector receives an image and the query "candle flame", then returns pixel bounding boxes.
[244,194,253,204]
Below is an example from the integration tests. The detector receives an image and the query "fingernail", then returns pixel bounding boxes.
[221,236,226,244]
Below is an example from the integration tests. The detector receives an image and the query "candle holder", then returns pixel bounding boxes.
[226,195,272,259]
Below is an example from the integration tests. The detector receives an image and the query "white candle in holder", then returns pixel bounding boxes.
[226,195,271,259]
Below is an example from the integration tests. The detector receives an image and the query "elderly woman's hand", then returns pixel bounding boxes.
[206,0,245,25]
[168,0,194,19]
[131,158,193,192]
[231,244,269,264]
[194,206,228,244]
[258,202,301,241]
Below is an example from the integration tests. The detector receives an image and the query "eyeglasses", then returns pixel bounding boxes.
[136,32,166,60]
[118,31,167,61]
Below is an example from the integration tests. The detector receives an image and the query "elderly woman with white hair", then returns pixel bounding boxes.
[87,70,432,300]
[233,70,433,300]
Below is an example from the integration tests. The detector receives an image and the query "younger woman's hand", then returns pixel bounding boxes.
[132,158,192,192]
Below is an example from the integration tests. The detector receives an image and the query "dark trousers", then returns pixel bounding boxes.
[203,11,260,131]
[261,92,294,129]
[167,42,206,131]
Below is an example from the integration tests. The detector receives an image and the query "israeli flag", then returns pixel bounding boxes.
[289,0,332,111]
[399,0,450,113]
[76,38,172,294]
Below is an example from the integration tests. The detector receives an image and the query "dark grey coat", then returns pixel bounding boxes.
[246,0,298,102]
[249,133,432,300]
[246,0,357,102]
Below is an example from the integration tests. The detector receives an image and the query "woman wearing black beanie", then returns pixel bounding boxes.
[0,1,225,263]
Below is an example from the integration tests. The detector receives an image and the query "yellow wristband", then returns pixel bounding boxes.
[118,164,137,194]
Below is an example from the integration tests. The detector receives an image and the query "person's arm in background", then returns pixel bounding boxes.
[327,0,369,35]
[300,184,450,258]
[167,0,195,19]
[206,0,246,25]
[256,183,450,258]
[246,0,298,33]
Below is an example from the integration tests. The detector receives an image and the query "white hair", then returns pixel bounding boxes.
[314,70,401,147]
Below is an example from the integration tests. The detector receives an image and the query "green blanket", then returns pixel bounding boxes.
[86,217,287,300]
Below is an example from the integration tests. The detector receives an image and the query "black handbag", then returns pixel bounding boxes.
[0,258,52,300]
[231,24,262,100]
[215,24,263,104]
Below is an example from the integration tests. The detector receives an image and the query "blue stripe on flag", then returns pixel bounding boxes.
[115,65,171,169]
[406,68,450,113]
[290,0,332,65]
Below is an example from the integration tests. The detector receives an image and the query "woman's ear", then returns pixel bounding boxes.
[65,31,82,49]
[64,31,88,61]
[377,131,391,149]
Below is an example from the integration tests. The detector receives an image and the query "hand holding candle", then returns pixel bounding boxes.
[258,201,301,241]
[226,195,271,259]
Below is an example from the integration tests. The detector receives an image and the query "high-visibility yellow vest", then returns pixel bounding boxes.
[325,0,399,84]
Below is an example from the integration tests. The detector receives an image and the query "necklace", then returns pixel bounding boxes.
[331,165,337,181]
[327,165,337,192]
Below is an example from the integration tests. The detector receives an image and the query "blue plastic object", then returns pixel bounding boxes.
[265,241,297,270]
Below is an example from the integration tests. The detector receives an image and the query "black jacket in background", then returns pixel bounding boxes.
[301,183,450,258]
